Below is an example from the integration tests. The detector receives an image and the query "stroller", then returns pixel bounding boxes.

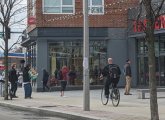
[47,75,58,92]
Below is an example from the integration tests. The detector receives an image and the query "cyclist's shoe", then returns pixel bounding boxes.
[105,95,109,98]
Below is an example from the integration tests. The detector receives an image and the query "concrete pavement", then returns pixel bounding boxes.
[0,87,165,120]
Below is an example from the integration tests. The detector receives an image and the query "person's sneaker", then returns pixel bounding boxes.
[128,93,132,95]
[13,96,18,98]
[25,97,32,99]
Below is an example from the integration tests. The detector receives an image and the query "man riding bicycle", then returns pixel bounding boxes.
[101,58,121,98]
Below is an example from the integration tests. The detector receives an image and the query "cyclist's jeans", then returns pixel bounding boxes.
[104,78,119,96]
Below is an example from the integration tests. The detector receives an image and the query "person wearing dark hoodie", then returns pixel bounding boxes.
[9,63,18,98]
[42,69,50,92]
[23,64,32,99]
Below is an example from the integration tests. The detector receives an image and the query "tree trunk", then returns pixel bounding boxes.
[4,27,9,100]
[147,32,159,120]
[144,0,159,119]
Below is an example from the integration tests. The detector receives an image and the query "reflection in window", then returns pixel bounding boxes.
[88,0,104,14]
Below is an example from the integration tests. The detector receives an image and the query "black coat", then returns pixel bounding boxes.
[23,67,30,82]
[43,70,49,82]
[125,63,132,77]
[102,64,121,79]
[9,68,18,83]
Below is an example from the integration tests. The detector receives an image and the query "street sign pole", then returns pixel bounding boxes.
[83,0,90,111]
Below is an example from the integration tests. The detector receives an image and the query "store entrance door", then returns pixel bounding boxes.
[159,56,165,86]
[137,56,148,86]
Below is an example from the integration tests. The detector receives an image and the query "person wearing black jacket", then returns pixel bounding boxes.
[23,64,32,99]
[9,63,18,98]
[101,58,121,98]
[124,59,132,95]
[42,69,50,92]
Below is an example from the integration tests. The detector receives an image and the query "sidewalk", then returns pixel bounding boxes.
[0,88,165,120]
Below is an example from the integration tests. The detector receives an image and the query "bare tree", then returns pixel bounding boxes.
[0,0,26,100]
[134,0,165,119]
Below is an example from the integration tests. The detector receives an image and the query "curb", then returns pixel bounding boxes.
[0,102,102,120]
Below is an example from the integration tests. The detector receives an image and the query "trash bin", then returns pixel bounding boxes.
[0,80,5,97]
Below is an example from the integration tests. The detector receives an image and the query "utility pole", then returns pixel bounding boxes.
[83,0,90,111]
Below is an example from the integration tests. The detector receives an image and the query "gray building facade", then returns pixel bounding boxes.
[22,27,137,91]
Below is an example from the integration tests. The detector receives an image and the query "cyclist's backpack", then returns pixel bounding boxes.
[109,65,119,79]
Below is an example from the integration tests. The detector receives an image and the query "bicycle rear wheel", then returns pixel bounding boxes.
[101,87,109,105]
[111,88,120,107]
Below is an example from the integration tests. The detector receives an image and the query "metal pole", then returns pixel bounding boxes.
[83,0,90,111]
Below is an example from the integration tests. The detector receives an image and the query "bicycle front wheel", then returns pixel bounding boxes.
[101,87,109,105]
[111,88,120,107]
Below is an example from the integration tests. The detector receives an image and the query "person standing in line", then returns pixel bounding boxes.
[60,65,69,97]
[101,58,121,98]
[68,65,76,85]
[23,64,32,99]
[42,69,50,92]
[124,59,132,95]
[9,63,18,98]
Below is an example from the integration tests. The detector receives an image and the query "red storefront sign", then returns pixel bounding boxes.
[28,16,36,25]
[133,15,165,32]
[0,66,5,70]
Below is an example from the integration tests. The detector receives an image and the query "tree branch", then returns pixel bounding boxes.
[155,0,165,18]
[0,45,5,51]
[8,35,22,51]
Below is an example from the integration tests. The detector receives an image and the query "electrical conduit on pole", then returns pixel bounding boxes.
[83,0,90,111]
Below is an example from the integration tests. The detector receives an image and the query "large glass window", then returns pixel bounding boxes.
[26,44,37,69]
[160,36,165,53]
[49,40,107,86]
[88,0,104,14]
[43,0,74,14]
[137,37,165,86]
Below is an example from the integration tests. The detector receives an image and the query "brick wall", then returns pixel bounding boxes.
[27,0,139,32]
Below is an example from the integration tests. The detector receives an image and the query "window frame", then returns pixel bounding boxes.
[42,0,75,14]
[88,0,104,15]
[32,0,36,16]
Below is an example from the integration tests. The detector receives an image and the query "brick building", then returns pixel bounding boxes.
[22,0,139,91]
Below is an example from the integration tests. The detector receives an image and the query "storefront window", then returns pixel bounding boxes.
[49,40,107,86]
[160,36,165,52]
[137,37,165,86]
[26,44,37,69]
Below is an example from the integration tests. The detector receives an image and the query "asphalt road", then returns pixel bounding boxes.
[0,106,67,120]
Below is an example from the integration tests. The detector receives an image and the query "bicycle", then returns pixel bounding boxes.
[101,83,120,107]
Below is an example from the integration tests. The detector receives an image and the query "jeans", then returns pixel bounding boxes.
[11,82,18,96]
[104,78,119,96]
[24,83,32,98]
